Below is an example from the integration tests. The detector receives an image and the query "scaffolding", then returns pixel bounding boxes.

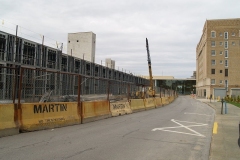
[0,30,149,102]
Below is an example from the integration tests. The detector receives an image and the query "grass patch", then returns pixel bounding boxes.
[226,101,240,108]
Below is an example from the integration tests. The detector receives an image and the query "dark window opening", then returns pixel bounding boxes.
[211,69,215,74]
[225,69,228,77]
[220,70,222,73]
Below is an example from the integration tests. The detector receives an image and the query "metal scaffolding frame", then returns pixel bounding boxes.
[0,30,149,102]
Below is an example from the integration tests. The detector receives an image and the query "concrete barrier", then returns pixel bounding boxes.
[129,99,145,112]
[154,97,162,108]
[0,104,19,137]
[166,97,170,104]
[20,102,81,132]
[161,97,168,105]
[144,98,156,110]
[110,102,132,116]
[82,100,111,123]
[169,97,172,103]
[171,96,175,102]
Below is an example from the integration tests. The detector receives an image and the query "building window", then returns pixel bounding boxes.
[219,42,223,46]
[224,41,228,49]
[220,60,223,64]
[211,41,215,47]
[225,80,228,88]
[225,69,228,77]
[211,31,216,38]
[220,70,222,73]
[220,80,223,84]
[211,60,216,65]
[224,50,228,58]
[232,32,235,36]
[211,69,215,74]
[232,41,235,45]
[77,40,79,42]
[225,60,228,67]
[211,50,216,56]
[68,41,70,43]
[211,79,215,85]
[224,32,228,39]
[220,51,223,55]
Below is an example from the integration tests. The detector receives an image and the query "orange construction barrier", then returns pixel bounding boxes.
[82,100,111,123]
[129,99,145,112]
[20,102,81,132]
[154,97,162,108]
[144,98,156,110]
[0,104,19,137]
[110,102,132,116]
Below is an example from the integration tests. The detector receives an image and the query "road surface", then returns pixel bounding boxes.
[0,96,215,160]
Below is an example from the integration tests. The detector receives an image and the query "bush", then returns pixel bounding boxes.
[225,96,240,103]
[237,96,240,103]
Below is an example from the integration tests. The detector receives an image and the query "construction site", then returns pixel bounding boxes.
[0,25,178,138]
[0,29,175,103]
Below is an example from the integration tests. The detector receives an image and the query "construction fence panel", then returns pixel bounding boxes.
[0,65,17,104]
[20,68,80,103]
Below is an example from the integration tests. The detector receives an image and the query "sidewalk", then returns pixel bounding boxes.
[197,98,240,160]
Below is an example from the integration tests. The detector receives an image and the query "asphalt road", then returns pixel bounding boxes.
[0,96,215,160]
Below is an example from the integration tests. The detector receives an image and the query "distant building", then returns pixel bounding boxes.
[142,76,196,95]
[67,32,96,63]
[196,18,240,98]
[105,58,115,69]
[191,71,196,79]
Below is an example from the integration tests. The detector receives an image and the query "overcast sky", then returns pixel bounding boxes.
[0,0,239,78]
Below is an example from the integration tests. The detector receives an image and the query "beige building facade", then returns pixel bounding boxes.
[105,58,115,69]
[67,32,96,63]
[196,18,240,98]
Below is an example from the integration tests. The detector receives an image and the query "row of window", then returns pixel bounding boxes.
[211,50,228,57]
[211,31,239,38]
[211,79,228,86]
[211,59,228,66]
[211,41,236,47]
[211,69,228,76]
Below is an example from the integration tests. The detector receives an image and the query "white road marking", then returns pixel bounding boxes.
[184,112,212,116]
[152,119,208,137]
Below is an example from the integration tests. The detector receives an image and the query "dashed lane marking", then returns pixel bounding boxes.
[152,119,208,137]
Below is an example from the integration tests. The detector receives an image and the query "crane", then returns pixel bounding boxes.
[146,38,155,97]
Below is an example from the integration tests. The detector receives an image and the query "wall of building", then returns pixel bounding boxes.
[67,32,96,63]
[105,58,115,69]
[196,18,240,98]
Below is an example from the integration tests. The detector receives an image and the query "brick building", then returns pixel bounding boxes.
[196,18,240,98]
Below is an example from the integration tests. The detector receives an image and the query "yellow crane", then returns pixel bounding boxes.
[146,38,155,97]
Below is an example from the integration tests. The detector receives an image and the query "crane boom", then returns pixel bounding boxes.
[146,38,154,96]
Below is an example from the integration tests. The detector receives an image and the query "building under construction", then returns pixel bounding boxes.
[0,30,148,102]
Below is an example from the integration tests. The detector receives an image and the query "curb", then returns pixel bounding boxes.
[200,101,216,160]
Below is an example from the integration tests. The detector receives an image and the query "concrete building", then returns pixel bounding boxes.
[105,58,115,69]
[191,71,196,79]
[67,32,96,63]
[196,18,240,98]
[143,76,196,95]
